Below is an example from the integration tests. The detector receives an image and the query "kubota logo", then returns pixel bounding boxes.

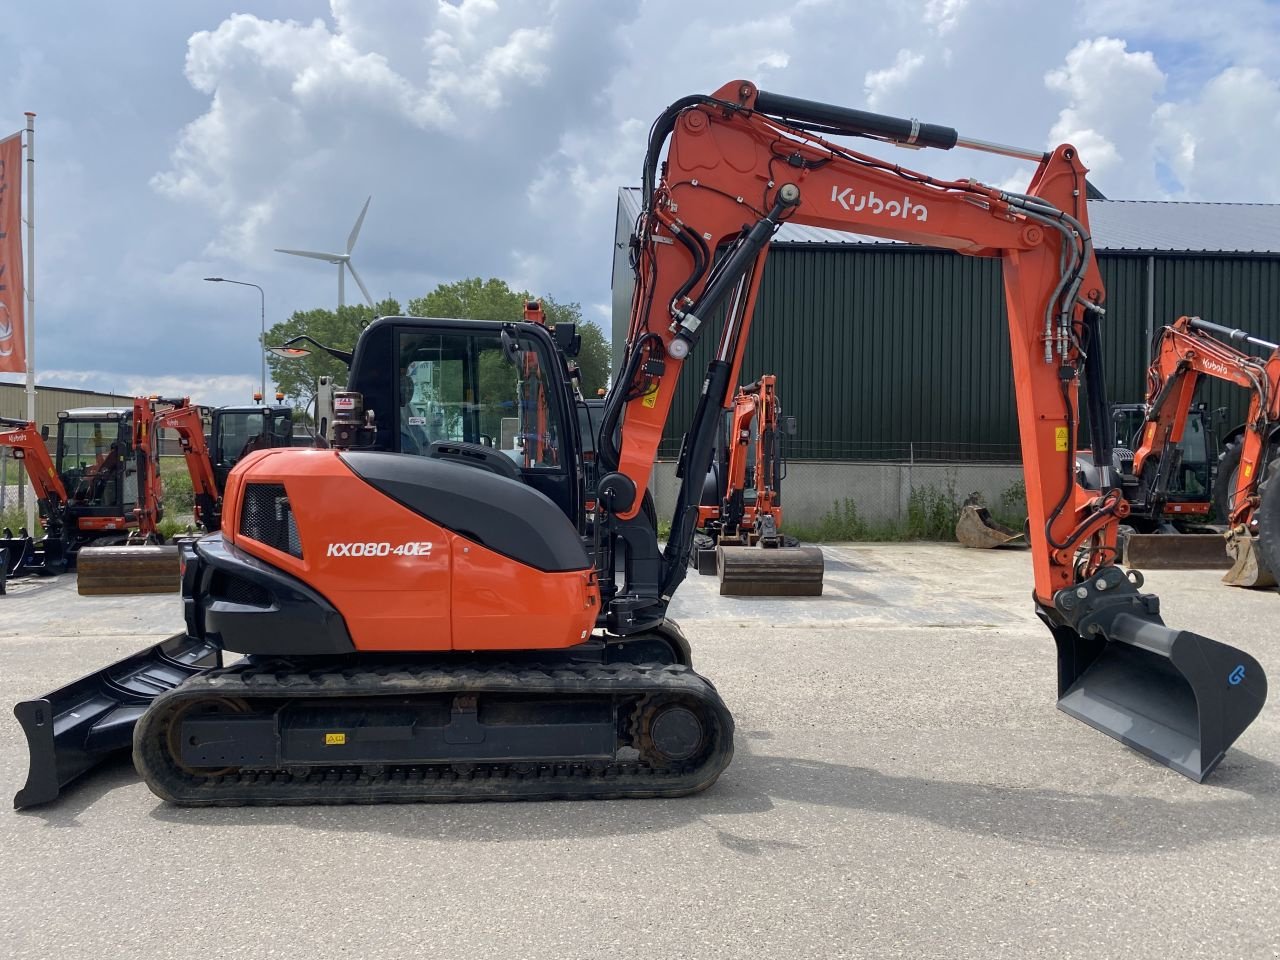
[831,186,928,221]
[1202,358,1231,376]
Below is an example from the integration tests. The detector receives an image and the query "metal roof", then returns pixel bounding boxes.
[616,189,1280,255]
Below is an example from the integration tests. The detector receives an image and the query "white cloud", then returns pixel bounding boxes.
[1044,37,1165,195]
[923,0,969,34]
[865,50,926,109]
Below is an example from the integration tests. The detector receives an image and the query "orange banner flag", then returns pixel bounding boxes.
[0,131,25,374]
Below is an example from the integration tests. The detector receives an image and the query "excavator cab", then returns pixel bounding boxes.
[54,408,139,536]
[210,405,294,490]
[356,317,582,523]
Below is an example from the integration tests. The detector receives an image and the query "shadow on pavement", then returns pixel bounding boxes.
[121,744,1280,853]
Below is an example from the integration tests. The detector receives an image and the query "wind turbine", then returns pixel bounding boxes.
[275,196,375,309]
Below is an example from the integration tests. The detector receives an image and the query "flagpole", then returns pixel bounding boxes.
[23,112,34,532]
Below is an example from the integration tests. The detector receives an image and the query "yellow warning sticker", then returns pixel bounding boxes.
[1244,463,1254,480]
[325,733,347,746]
[641,382,660,409]
[1055,426,1069,452]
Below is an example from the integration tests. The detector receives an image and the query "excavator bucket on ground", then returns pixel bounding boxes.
[13,634,219,808]
[75,544,182,596]
[955,503,1025,549]
[1222,531,1277,589]
[1121,532,1234,570]
[716,543,825,596]
[1049,567,1267,782]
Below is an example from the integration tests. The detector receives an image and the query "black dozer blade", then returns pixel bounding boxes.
[13,634,220,809]
[1045,566,1267,782]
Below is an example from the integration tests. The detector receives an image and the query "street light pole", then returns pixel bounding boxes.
[204,277,266,400]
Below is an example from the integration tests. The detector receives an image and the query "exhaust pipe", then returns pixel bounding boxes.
[13,634,219,808]
[1045,566,1266,781]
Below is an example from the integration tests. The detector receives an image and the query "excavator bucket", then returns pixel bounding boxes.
[1050,568,1268,782]
[716,544,825,596]
[955,504,1024,549]
[1121,533,1234,570]
[13,633,219,808]
[76,544,182,596]
[1222,531,1277,589]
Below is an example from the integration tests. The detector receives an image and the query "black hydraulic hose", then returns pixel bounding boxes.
[643,96,716,205]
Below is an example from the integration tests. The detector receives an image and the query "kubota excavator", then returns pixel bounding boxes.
[0,399,165,578]
[1120,315,1280,586]
[14,81,1269,810]
[691,375,824,595]
[73,399,295,595]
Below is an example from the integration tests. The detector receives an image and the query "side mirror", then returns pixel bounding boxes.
[40,425,49,441]
[784,416,798,436]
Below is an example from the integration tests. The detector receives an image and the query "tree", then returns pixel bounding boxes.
[407,279,611,394]
[265,298,401,409]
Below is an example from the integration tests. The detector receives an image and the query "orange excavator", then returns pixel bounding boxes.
[1123,315,1280,586]
[15,80,1269,809]
[0,398,165,576]
[72,398,297,594]
[692,375,824,595]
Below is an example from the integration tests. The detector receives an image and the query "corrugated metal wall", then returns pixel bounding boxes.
[0,382,135,429]
[657,249,1280,459]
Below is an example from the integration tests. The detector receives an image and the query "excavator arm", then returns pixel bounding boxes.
[154,399,221,531]
[595,80,1266,780]
[0,417,69,515]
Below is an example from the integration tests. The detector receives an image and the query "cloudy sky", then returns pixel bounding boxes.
[1,0,1278,405]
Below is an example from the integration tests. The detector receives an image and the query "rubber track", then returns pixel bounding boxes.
[134,660,734,806]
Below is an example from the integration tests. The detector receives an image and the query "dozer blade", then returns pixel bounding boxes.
[716,544,824,596]
[14,634,219,808]
[1122,533,1233,570]
[955,504,1024,549]
[76,544,181,596]
[1222,532,1277,589]
[1049,567,1267,782]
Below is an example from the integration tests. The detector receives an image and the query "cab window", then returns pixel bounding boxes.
[397,328,562,470]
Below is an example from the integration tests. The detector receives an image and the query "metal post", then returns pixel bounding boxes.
[1145,255,1155,370]
[23,112,34,531]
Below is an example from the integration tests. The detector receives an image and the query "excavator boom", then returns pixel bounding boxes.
[593,81,1266,779]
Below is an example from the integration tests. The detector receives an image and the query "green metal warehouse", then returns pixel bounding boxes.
[612,189,1280,465]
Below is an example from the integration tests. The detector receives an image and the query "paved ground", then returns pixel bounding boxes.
[0,544,1276,960]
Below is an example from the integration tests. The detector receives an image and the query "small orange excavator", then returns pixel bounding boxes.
[691,375,824,594]
[1121,315,1280,586]
[0,399,165,577]
[15,80,1269,810]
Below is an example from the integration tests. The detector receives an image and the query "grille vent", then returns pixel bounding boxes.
[239,483,302,558]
